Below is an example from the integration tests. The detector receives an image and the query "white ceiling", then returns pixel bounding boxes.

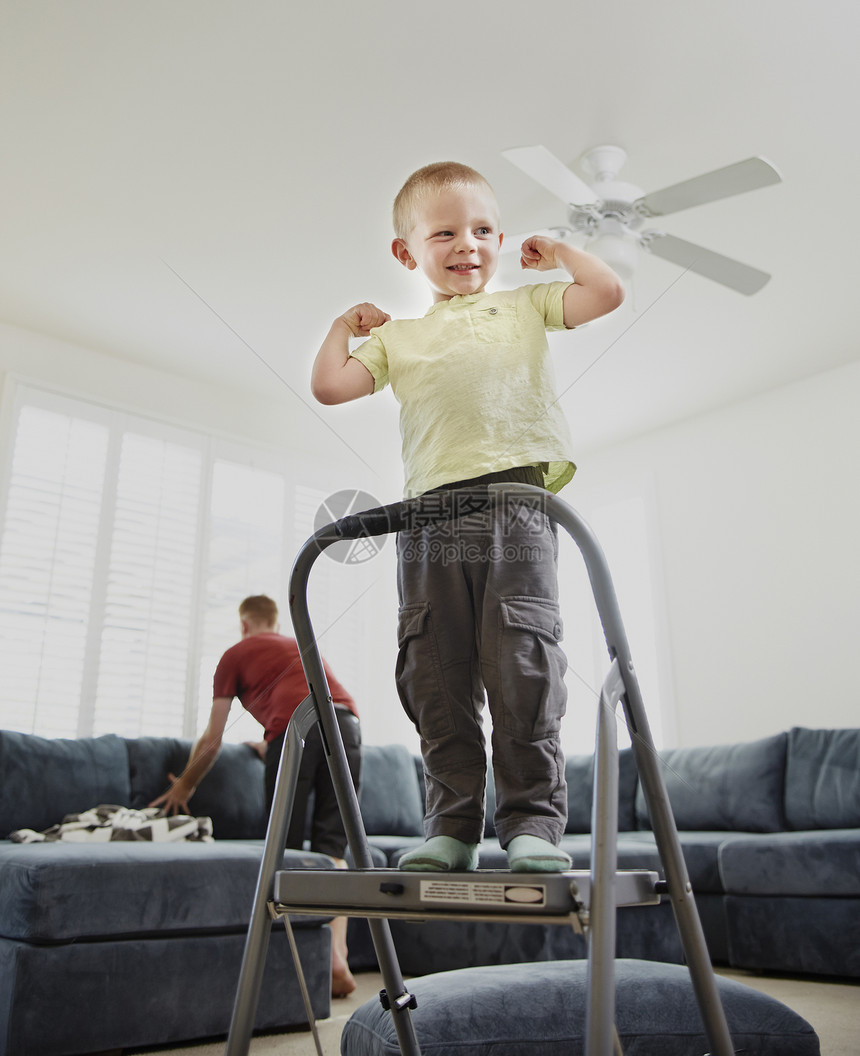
[1,1,858,455]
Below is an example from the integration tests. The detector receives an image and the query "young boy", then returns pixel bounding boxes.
[312,162,624,873]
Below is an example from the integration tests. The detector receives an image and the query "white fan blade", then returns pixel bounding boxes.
[642,232,771,295]
[503,145,599,207]
[636,157,782,218]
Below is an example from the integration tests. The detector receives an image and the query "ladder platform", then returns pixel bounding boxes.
[273,868,660,924]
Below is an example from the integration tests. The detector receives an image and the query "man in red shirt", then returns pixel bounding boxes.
[150,594,361,997]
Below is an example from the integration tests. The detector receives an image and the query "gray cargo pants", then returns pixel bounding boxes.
[395,469,568,849]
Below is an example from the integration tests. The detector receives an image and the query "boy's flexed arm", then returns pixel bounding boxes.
[519,236,626,329]
[311,302,389,404]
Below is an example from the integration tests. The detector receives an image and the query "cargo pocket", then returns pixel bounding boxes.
[497,595,567,741]
[395,603,455,739]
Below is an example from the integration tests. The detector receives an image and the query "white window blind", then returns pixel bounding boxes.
[195,460,287,742]
[0,404,109,737]
[0,383,334,744]
[92,431,204,738]
[292,484,381,699]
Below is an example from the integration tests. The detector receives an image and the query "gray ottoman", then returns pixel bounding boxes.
[341,959,820,1055]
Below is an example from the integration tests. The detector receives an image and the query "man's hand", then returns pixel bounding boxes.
[149,773,194,817]
[339,302,391,338]
[244,740,267,762]
[518,235,563,272]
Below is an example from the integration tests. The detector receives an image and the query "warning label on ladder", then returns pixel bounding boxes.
[419,880,546,907]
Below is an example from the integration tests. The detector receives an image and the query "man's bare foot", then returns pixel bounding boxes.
[332,949,356,998]
[329,891,356,997]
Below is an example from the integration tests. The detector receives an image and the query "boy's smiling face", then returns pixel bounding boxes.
[392,183,503,303]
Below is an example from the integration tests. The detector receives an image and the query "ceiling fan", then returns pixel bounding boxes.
[502,144,782,295]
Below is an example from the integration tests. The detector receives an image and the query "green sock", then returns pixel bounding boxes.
[398,836,479,872]
[507,834,571,873]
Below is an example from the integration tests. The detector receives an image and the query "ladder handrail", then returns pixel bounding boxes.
[225,483,735,1056]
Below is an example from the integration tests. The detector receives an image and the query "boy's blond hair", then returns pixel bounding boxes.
[393,161,497,240]
[238,594,278,627]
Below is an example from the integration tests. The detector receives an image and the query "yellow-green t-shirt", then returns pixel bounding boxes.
[350,282,577,497]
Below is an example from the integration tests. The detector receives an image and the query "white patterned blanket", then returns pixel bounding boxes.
[9,804,213,843]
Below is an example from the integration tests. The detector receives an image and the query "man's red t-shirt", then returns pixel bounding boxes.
[213,633,357,741]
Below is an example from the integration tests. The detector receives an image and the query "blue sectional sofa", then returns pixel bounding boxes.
[352,727,860,979]
[0,730,335,1056]
[1,725,858,1054]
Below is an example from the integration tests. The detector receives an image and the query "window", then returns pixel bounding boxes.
[0,381,672,758]
[291,484,384,686]
[92,429,204,738]
[0,382,325,743]
[0,402,110,737]
[195,460,287,742]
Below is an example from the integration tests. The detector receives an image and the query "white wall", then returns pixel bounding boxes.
[570,357,860,747]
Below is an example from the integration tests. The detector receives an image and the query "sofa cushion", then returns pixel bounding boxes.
[673,831,759,893]
[616,830,753,894]
[0,841,332,942]
[0,730,131,839]
[725,894,860,978]
[358,744,424,836]
[0,926,332,1056]
[125,737,267,839]
[565,748,638,834]
[341,959,820,1055]
[718,830,860,897]
[634,733,787,833]
[784,726,860,830]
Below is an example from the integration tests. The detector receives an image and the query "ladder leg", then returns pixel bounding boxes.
[225,695,317,1056]
[563,505,734,1056]
[290,538,422,1056]
[494,486,736,1056]
[280,911,325,1056]
[620,673,734,1056]
[586,659,624,1056]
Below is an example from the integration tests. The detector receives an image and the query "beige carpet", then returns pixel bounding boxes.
[125,966,859,1056]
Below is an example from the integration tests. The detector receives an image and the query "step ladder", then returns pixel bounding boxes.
[224,483,736,1056]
